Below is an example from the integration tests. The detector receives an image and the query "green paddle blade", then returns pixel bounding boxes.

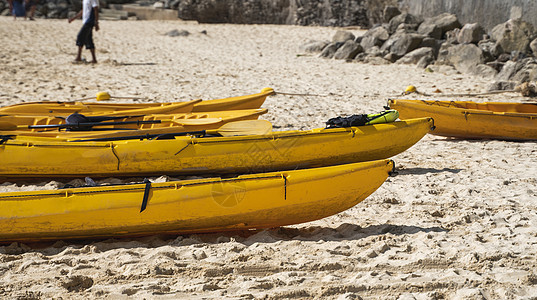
[365,109,399,125]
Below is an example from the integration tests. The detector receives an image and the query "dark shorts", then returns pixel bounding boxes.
[12,0,25,17]
[76,23,95,49]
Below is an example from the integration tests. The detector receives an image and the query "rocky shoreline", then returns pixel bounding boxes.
[301,9,537,93]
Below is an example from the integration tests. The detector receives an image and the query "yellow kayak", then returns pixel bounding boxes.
[0,159,393,242]
[0,118,433,178]
[0,88,274,116]
[0,108,268,139]
[389,99,537,140]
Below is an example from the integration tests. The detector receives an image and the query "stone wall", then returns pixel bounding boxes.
[176,0,536,30]
[177,0,398,27]
[400,0,537,31]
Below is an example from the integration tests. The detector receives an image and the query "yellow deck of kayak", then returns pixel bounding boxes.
[0,109,267,139]
[0,159,392,242]
[0,118,432,178]
[0,88,274,116]
[389,99,537,140]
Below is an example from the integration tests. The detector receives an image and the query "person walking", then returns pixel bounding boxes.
[25,0,38,20]
[68,0,99,63]
[9,0,26,20]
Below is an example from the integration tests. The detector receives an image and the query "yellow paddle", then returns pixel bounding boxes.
[0,117,224,131]
[0,122,19,131]
[69,120,274,141]
[211,119,273,136]
[0,120,273,141]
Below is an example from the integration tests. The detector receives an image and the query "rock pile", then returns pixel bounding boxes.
[301,7,537,90]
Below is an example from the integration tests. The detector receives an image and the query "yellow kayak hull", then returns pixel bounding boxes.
[389,99,537,140]
[0,159,393,242]
[0,109,267,139]
[0,88,274,116]
[0,118,432,178]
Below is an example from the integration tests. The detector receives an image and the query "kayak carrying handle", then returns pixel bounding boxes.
[140,178,152,213]
[388,160,398,177]
[282,174,287,200]
[0,135,15,145]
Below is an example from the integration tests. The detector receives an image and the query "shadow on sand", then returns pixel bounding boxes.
[2,223,447,255]
[396,167,462,175]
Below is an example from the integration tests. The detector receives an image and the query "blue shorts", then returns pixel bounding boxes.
[76,23,95,49]
[12,0,26,17]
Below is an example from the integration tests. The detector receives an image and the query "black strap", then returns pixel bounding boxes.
[71,130,206,142]
[140,178,152,213]
[28,120,162,131]
[0,135,15,145]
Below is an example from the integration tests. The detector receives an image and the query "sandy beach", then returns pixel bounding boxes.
[1,16,537,299]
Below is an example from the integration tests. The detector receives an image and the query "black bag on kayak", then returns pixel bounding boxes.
[325,114,369,128]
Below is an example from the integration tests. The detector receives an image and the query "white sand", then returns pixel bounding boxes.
[1,16,536,299]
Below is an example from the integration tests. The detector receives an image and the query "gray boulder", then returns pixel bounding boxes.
[531,38,537,55]
[419,37,442,58]
[445,28,461,44]
[332,30,356,43]
[360,35,384,50]
[364,55,391,65]
[396,47,435,66]
[388,13,423,34]
[458,23,486,44]
[364,26,390,41]
[486,61,506,72]
[490,19,536,53]
[365,46,387,57]
[487,81,518,91]
[381,32,424,57]
[165,29,190,37]
[354,53,367,62]
[437,43,491,75]
[383,52,401,63]
[420,13,461,37]
[417,55,435,68]
[473,64,499,78]
[478,39,503,59]
[319,42,342,59]
[44,0,70,18]
[417,23,442,40]
[511,58,537,82]
[299,40,329,53]
[495,60,519,81]
[360,26,390,50]
[383,6,400,23]
[333,40,363,60]
[495,58,537,83]
[395,23,419,33]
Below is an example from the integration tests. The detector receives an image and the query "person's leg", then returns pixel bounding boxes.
[12,0,25,20]
[29,4,36,20]
[75,46,83,61]
[87,28,96,63]
[76,24,91,62]
[89,48,97,63]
